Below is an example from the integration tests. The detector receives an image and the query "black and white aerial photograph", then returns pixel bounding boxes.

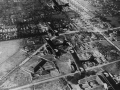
[0,0,120,90]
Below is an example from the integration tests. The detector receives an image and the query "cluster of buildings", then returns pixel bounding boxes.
[1,0,120,90]
[0,24,17,40]
[64,70,120,90]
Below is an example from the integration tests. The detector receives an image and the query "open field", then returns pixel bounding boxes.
[0,40,22,64]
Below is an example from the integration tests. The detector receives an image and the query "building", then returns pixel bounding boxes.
[98,71,120,90]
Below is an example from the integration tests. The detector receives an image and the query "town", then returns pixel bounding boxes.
[0,0,120,90]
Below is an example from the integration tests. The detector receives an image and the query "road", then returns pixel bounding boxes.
[10,57,120,90]
[3,0,120,90]
[68,0,120,52]
[9,71,80,90]
[66,0,120,71]
[64,0,120,74]
[86,59,120,71]
[0,1,92,87]
[0,30,80,85]
[103,26,120,32]
[66,0,120,31]
[101,32,120,51]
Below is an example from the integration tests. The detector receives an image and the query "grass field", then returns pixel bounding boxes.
[0,40,22,64]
